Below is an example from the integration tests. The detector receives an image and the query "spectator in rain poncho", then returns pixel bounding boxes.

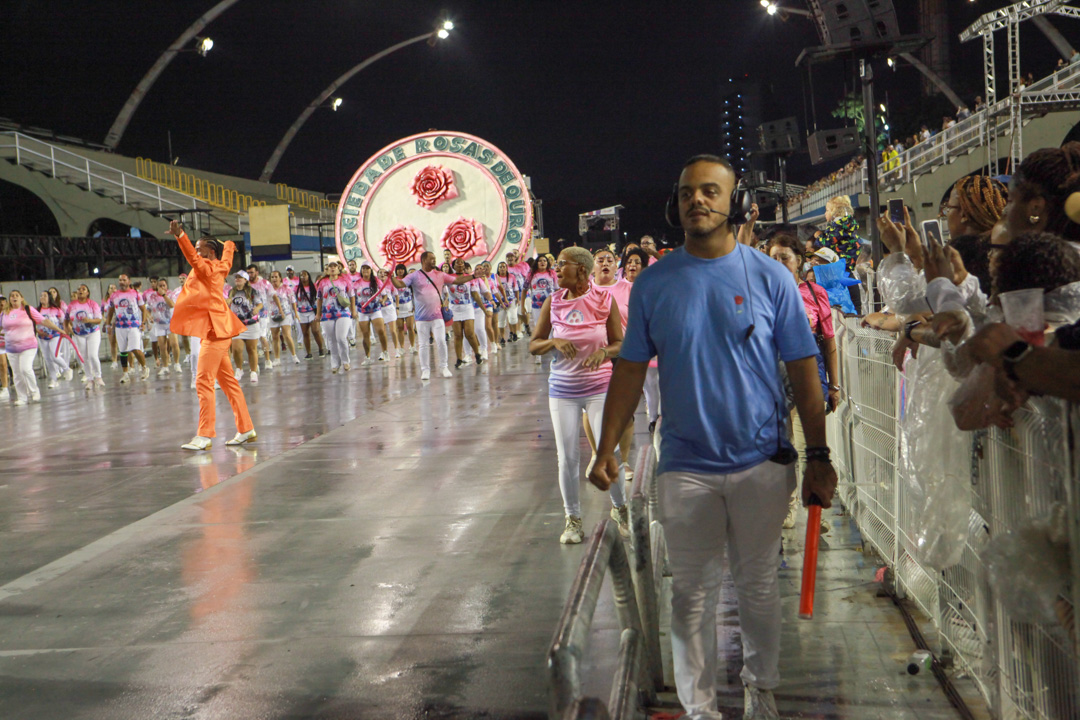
[807,248,859,315]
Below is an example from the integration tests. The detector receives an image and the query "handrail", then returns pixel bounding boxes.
[275,182,338,213]
[548,519,656,720]
[627,444,665,693]
[786,60,1080,219]
[135,157,267,215]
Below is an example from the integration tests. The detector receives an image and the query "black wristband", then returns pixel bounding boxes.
[805,446,831,463]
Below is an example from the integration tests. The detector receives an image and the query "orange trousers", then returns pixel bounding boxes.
[196,334,253,438]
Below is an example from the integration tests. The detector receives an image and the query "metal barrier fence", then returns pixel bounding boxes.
[547,443,665,720]
[828,314,1079,720]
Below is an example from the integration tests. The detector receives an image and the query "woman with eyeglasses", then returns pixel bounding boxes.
[530,246,629,544]
[3,289,66,405]
[37,290,71,388]
[66,284,105,388]
[448,258,483,367]
[317,262,355,373]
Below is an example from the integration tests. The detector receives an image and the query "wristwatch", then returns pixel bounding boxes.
[1001,340,1033,382]
[904,319,921,341]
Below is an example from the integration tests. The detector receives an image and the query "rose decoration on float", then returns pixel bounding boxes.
[380,225,426,266]
[440,217,488,261]
[410,165,459,210]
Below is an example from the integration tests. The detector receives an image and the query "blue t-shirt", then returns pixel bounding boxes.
[621,245,818,475]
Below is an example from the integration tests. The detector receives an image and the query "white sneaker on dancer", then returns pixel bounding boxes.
[379,351,388,362]
[234,368,243,381]
[343,363,350,372]
[534,355,542,365]
[439,367,453,378]
[119,371,131,384]
[30,392,41,403]
[394,349,402,358]
[292,354,300,365]
[460,355,473,366]
[560,515,584,544]
[420,369,431,381]
[47,379,57,389]
[250,371,258,384]
[139,365,150,381]
[266,359,275,369]
[0,387,8,400]
[94,377,105,388]
[13,397,27,407]
[157,367,168,378]
[744,684,780,720]
[63,368,74,381]
[362,356,374,366]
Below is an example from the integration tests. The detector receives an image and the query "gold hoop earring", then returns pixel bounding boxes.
[1029,215,1041,225]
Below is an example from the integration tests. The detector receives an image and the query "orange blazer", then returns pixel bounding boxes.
[169,232,245,340]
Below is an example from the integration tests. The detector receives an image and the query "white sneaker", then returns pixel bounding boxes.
[343,363,351,372]
[94,377,105,389]
[13,398,27,407]
[250,371,258,384]
[534,355,542,365]
[292,355,300,365]
[490,344,499,354]
[744,684,780,720]
[420,369,431,381]
[111,361,118,370]
[394,349,402,358]
[460,355,473,366]
[157,367,168,378]
[63,368,74,381]
[47,379,57,389]
[172,363,182,373]
[559,515,584,544]
[439,367,453,378]
[234,368,243,381]
[225,429,257,446]
[480,350,489,361]
[362,356,374,366]
[181,436,212,451]
[30,392,41,403]
[190,379,196,390]
[119,371,131,384]
[0,387,8,400]
[411,347,418,354]
[266,359,275,369]
[379,351,388,361]
[139,365,150,381]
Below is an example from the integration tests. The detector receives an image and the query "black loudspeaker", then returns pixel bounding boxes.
[758,117,801,153]
[807,128,862,165]
[665,178,752,228]
[818,0,900,44]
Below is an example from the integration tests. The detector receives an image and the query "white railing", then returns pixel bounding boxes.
[829,313,1079,720]
[787,60,1080,219]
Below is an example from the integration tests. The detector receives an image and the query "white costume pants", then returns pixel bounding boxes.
[322,317,351,370]
[73,331,102,380]
[474,311,489,353]
[415,319,449,374]
[659,462,794,719]
[38,337,68,380]
[547,394,627,518]
[644,365,661,423]
[10,348,40,401]
[189,336,201,382]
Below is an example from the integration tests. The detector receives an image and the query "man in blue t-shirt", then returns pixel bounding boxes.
[590,155,837,720]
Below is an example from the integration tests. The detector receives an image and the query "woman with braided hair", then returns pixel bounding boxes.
[997,142,1080,247]
[941,174,1008,238]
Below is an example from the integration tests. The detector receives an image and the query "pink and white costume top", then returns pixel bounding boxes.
[352,279,382,314]
[36,307,65,340]
[547,285,615,399]
[317,277,352,321]
[250,278,273,320]
[105,288,144,329]
[271,285,295,318]
[67,300,103,336]
[145,291,172,326]
[295,284,318,315]
[598,278,632,331]
[2,306,47,354]
[528,270,558,310]
[447,278,474,307]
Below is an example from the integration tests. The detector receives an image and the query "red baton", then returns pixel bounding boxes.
[798,494,823,620]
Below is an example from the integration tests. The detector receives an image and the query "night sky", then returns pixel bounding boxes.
[1,1,1062,242]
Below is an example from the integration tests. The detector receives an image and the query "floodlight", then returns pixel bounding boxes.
[332,97,343,111]
[443,20,454,30]
[198,37,214,56]
[437,28,450,39]
[767,4,779,15]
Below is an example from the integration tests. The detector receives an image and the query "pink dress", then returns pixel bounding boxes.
[547,285,615,399]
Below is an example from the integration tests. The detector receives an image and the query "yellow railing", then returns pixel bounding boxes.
[135,157,267,214]
[276,183,337,213]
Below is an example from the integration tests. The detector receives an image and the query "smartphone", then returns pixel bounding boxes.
[920,219,944,250]
[888,198,905,224]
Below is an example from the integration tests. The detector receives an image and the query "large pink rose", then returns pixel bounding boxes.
[380,226,426,267]
[440,217,488,261]
[410,165,459,210]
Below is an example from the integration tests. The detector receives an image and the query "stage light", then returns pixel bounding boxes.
[197,37,214,56]
[442,20,454,30]
[331,97,343,111]
[767,3,779,15]
[879,103,886,113]
[437,28,450,39]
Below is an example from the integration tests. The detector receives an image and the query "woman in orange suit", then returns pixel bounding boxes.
[168,220,256,450]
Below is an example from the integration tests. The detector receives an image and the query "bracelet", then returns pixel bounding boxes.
[904,319,921,341]
[805,446,831,463]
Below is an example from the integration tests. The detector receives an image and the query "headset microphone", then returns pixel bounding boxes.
[706,208,730,217]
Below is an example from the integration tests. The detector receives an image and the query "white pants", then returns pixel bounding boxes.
[659,462,795,719]
[347,315,357,343]
[38,337,68,380]
[547,394,627,517]
[322,317,351,370]
[474,311,489,353]
[9,348,40,401]
[189,336,201,382]
[644,365,661,423]
[416,318,449,373]
[73,331,102,380]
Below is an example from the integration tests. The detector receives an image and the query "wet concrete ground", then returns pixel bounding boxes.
[0,341,971,718]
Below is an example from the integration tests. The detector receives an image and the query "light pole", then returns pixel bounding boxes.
[104,0,238,150]
[259,20,454,183]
